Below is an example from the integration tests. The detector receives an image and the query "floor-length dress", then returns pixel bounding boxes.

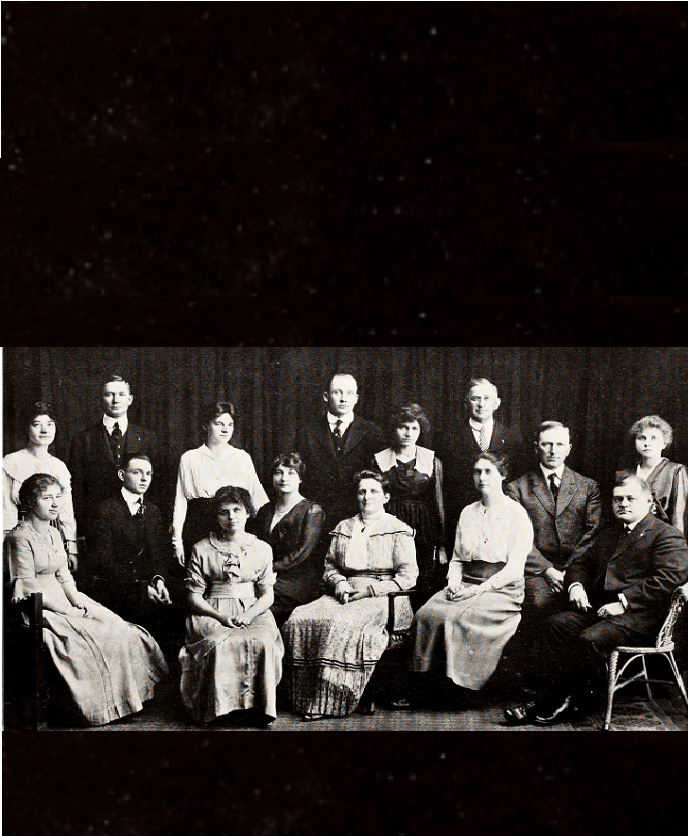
[372,446,446,601]
[179,533,284,723]
[283,512,418,717]
[8,520,168,726]
[413,495,533,690]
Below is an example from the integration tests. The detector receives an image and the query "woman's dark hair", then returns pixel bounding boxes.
[470,451,509,480]
[353,469,391,494]
[387,402,431,446]
[270,452,306,480]
[23,401,57,432]
[211,485,256,529]
[18,473,62,516]
[201,401,236,432]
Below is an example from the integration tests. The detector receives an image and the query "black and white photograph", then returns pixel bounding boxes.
[4,346,687,733]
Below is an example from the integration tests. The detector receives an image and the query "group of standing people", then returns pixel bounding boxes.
[4,370,688,728]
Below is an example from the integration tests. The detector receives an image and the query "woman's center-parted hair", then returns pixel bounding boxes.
[211,484,256,526]
[471,450,509,480]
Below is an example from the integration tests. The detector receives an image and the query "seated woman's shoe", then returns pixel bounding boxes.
[390,697,412,709]
[503,701,537,725]
[302,713,325,722]
[533,695,586,726]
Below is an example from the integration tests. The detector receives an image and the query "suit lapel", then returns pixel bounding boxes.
[533,470,556,516]
[608,513,654,563]
[97,423,116,464]
[555,467,577,514]
[343,416,363,454]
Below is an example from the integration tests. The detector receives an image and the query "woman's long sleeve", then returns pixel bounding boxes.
[323,537,349,593]
[669,464,688,534]
[274,505,325,571]
[369,532,418,595]
[433,456,447,547]
[171,455,190,549]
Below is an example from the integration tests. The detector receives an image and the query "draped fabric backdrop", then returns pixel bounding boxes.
[3,347,687,521]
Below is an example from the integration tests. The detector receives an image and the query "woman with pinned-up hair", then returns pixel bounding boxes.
[171,401,269,566]
[8,473,168,726]
[254,452,326,628]
[180,485,284,726]
[372,403,447,606]
[618,415,688,534]
[412,452,533,694]
[3,402,78,568]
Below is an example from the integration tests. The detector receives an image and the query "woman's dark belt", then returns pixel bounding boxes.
[460,560,505,584]
[345,569,395,580]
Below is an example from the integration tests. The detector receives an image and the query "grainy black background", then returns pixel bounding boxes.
[2,2,686,833]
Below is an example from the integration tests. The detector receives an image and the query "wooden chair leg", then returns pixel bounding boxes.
[604,650,619,731]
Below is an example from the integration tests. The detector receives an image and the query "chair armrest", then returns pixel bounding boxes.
[387,588,416,635]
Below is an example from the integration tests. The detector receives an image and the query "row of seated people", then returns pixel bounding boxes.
[5,447,688,727]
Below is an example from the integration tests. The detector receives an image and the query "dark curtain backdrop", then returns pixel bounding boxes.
[4,347,688,519]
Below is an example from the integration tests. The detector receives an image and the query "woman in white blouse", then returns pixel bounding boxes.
[172,401,269,566]
[411,451,534,693]
[3,402,78,568]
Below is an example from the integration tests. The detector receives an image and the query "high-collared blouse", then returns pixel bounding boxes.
[447,496,533,592]
[186,532,276,606]
[172,444,269,548]
[323,512,418,596]
[3,448,77,544]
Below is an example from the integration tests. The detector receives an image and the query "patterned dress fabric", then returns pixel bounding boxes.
[413,496,533,690]
[8,520,168,726]
[180,533,284,723]
[283,512,418,717]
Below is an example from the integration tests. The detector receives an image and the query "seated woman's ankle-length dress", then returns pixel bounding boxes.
[283,512,418,717]
[8,520,168,726]
[412,496,533,690]
[179,533,284,723]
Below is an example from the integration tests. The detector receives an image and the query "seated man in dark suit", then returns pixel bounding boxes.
[90,454,184,657]
[506,474,688,725]
[68,374,158,541]
[440,377,525,532]
[505,421,602,689]
[290,372,383,526]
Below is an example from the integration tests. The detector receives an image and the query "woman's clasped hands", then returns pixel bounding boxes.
[445,584,477,602]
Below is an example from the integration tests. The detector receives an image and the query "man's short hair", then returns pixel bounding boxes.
[324,371,358,392]
[465,377,498,399]
[614,474,651,495]
[535,421,570,443]
[120,452,152,470]
[101,373,131,395]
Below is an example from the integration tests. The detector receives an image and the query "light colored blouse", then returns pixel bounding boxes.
[172,444,269,548]
[3,449,77,544]
[447,496,533,592]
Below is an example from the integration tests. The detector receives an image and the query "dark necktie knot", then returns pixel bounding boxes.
[111,422,122,443]
[136,497,145,517]
[333,419,343,439]
[549,473,559,500]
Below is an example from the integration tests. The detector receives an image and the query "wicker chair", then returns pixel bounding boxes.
[603,582,688,730]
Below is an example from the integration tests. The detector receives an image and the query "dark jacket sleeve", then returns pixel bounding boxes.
[623,526,688,614]
[566,479,603,566]
[275,504,326,572]
[67,432,87,530]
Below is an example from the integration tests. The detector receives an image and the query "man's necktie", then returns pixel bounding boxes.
[333,419,343,452]
[112,422,122,443]
[549,473,559,501]
[478,425,488,452]
[136,497,145,517]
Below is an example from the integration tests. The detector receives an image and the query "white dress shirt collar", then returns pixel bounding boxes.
[540,464,565,483]
[327,411,354,433]
[121,486,144,516]
[104,414,129,435]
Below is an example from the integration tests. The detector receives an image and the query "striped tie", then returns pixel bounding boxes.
[478,425,488,452]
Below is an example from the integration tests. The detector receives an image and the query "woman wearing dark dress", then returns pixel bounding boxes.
[618,414,688,534]
[372,403,447,604]
[254,453,326,627]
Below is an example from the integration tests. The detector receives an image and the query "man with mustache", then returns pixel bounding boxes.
[506,474,688,725]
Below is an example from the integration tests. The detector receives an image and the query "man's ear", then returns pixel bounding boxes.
[118,469,126,483]
[323,392,329,405]
[494,397,501,412]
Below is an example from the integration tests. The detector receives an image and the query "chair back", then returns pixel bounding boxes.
[656,583,688,648]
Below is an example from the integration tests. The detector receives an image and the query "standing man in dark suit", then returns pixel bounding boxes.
[68,374,157,541]
[291,372,383,526]
[90,453,184,657]
[505,421,602,689]
[506,474,688,725]
[440,377,525,534]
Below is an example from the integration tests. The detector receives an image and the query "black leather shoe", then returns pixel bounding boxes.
[503,701,537,725]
